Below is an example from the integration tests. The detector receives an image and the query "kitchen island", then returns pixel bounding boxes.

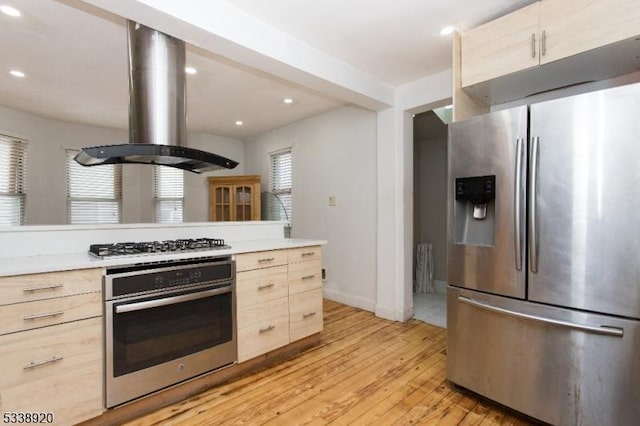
[0,222,326,425]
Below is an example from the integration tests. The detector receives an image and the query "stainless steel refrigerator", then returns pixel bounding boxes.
[447,82,640,425]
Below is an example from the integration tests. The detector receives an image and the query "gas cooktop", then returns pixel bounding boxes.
[89,238,230,259]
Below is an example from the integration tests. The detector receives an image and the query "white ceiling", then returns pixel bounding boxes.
[0,0,535,139]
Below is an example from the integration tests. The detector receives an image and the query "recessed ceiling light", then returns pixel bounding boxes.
[185,66,197,75]
[9,70,25,78]
[440,26,455,36]
[0,5,21,17]
[444,104,453,110]
[235,120,243,126]
[283,98,293,104]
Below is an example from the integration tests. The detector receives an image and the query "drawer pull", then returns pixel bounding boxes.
[258,283,275,291]
[302,274,316,280]
[301,252,315,257]
[23,355,64,370]
[23,311,64,321]
[259,325,276,333]
[258,257,275,263]
[303,312,317,319]
[23,284,63,293]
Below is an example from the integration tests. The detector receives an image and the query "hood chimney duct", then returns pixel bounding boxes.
[74,21,238,174]
[128,21,186,147]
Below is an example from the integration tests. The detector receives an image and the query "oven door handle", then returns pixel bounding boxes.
[115,285,232,314]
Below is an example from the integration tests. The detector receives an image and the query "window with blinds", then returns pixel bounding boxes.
[269,147,292,222]
[0,135,28,226]
[66,149,122,224]
[154,165,184,223]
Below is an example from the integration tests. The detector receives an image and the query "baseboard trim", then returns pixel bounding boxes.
[322,287,376,313]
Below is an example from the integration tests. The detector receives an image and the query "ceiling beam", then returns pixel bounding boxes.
[81,0,395,111]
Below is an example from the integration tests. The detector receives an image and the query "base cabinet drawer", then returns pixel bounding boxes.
[288,259,322,295]
[236,266,288,309]
[235,250,288,272]
[0,317,103,425]
[287,246,321,263]
[237,297,289,362]
[289,288,323,342]
[0,292,101,335]
[0,268,102,306]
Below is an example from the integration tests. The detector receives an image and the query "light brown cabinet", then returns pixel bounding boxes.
[461,0,640,88]
[287,246,323,342]
[208,175,261,221]
[236,246,323,362]
[461,2,540,87]
[0,268,103,425]
[538,0,640,64]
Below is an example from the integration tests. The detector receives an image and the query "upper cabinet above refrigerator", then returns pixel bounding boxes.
[447,106,528,299]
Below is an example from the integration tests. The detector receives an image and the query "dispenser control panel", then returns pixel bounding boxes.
[455,175,496,204]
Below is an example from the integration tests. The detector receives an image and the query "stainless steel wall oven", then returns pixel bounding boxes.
[104,256,236,408]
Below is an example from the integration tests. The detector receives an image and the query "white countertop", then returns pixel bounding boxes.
[0,239,326,277]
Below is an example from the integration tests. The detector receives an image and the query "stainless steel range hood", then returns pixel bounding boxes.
[75,21,238,174]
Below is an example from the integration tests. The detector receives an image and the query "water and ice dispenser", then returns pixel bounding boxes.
[454,175,496,246]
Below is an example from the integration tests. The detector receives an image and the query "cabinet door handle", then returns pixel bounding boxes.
[301,252,315,257]
[257,283,275,291]
[23,284,63,293]
[541,30,547,56]
[23,355,64,370]
[301,275,316,280]
[531,33,536,58]
[303,312,317,319]
[23,311,64,321]
[258,257,275,263]
[259,325,275,333]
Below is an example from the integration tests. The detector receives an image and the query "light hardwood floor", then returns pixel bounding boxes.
[126,300,538,425]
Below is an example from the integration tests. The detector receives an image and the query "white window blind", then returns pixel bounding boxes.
[0,135,28,226]
[154,165,184,223]
[66,149,121,224]
[269,147,292,222]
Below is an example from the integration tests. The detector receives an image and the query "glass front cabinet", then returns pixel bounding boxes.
[208,175,261,221]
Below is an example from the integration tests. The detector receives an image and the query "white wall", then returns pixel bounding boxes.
[245,106,378,311]
[0,106,245,225]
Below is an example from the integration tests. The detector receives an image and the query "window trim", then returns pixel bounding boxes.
[269,147,292,223]
[0,134,28,226]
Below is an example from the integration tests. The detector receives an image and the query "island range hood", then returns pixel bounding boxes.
[75,21,238,174]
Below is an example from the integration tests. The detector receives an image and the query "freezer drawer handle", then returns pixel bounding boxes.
[458,296,623,337]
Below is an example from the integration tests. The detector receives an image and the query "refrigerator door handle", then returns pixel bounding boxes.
[458,296,624,337]
[514,138,524,271]
[530,136,540,273]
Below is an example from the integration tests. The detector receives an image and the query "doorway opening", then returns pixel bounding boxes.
[412,106,451,327]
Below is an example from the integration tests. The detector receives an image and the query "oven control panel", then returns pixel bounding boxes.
[104,256,234,300]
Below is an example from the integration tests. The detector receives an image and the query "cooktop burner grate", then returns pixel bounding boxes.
[89,238,229,258]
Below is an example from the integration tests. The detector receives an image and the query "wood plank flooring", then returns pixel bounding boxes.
[126,300,538,425]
